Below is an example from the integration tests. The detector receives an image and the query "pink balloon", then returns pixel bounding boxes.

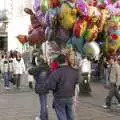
[104,0,112,5]
[75,0,88,16]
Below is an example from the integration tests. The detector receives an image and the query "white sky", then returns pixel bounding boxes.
[0,0,5,10]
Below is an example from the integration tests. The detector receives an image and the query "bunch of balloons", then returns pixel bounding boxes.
[17,0,120,62]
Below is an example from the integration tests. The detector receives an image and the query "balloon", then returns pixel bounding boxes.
[73,19,87,38]
[59,2,77,30]
[104,0,112,5]
[40,0,49,12]
[33,0,41,12]
[17,35,28,45]
[108,30,120,53]
[49,0,61,8]
[24,8,41,29]
[89,0,97,6]
[75,0,89,16]
[110,30,120,41]
[106,4,120,15]
[88,6,101,23]
[85,24,98,42]
[67,36,84,56]
[99,9,110,32]
[45,8,58,27]
[27,27,45,46]
[113,0,120,8]
[41,41,60,63]
[83,41,100,60]
[56,26,70,43]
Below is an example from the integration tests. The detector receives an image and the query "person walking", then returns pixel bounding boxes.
[102,56,120,109]
[8,54,15,85]
[28,57,49,120]
[1,54,11,89]
[47,54,79,120]
[13,53,25,88]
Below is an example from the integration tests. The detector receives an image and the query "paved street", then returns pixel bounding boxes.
[0,78,120,120]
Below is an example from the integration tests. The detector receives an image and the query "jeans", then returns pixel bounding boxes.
[53,97,74,120]
[106,83,120,107]
[4,72,11,87]
[39,94,48,120]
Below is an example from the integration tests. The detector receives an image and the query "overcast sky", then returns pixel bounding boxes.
[0,0,5,10]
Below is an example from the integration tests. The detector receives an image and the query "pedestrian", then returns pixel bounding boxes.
[47,54,79,120]
[79,56,92,94]
[0,55,5,81]
[104,57,111,88]
[8,54,15,85]
[1,54,11,89]
[102,56,120,109]
[28,57,49,120]
[13,53,25,88]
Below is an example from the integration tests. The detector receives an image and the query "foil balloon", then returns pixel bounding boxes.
[33,0,41,12]
[106,3,120,16]
[41,41,60,63]
[113,0,120,8]
[83,41,100,60]
[49,0,61,8]
[104,0,112,5]
[45,8,58,28]
[108,30,120,53]
[59,2,77,30]
[17,35,28,45]
[40,0,49,12]
[56,26,70,43]
[67,36,84,56]
[85,24,98,42]
[73,19,87,38]
[24,8,41,29]
[27,27,45,46]
[75,0,89,16]
[99,9,110,32]
[45,26,54,41]
[88,6,101,23]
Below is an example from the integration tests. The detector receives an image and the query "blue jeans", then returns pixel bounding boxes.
[4,72,11,87]
[39,94,48,120]
[53,97,74,120]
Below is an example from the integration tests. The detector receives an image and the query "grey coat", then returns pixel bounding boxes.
[109,62,120,86]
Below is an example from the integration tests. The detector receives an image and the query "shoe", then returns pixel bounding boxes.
[35,116,40,120]
[4,87,11,90]
[117,104,120,107]
[102,104,110,109]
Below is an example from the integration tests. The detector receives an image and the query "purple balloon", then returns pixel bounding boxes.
[104,0,112,5]
[113,0,120,8]
[75,0,88,16]
[106,3,120,15]
[33,0,41,12]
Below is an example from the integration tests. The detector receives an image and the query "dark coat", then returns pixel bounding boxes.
[47,66,78,98]
[28,63,49,94]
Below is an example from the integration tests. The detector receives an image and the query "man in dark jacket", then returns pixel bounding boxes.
[28,58,49,120]
[47,54,79,120]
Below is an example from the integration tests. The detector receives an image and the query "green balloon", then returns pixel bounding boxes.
[41,0,49,12]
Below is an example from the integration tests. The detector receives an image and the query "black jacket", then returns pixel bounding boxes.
[47,66,78,98]
[28,64,49,94]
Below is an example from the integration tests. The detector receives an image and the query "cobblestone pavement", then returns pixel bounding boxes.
[0,77,120,120]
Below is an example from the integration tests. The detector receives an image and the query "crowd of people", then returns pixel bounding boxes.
[0,50,26,89]
[0,49,120,120]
